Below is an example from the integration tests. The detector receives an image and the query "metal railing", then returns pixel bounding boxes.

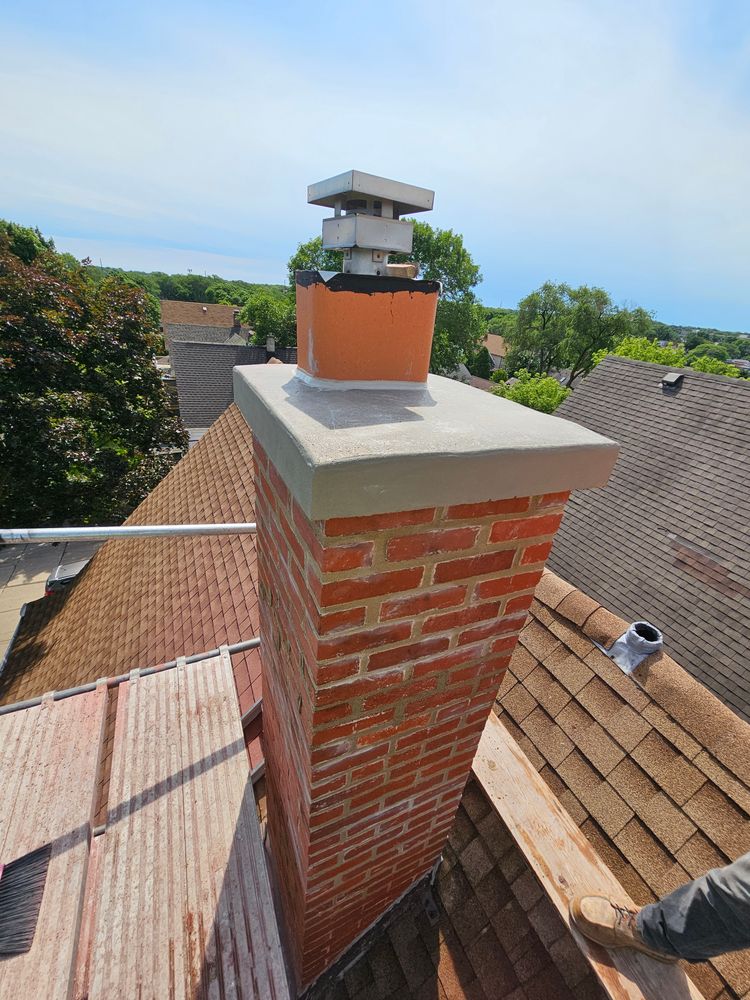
[1,523,257,544]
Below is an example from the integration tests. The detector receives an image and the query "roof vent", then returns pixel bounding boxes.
[599,620,663,674]
[660,372,683,389]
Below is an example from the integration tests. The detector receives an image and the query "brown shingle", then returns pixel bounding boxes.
[638,793,696,853]
[608,759,659,811]
[542,647,593,696]
[534,571,576,610]
[615,818,686,896]
[519,708,574,768]
[556,590,600,628]
[502,683,537,725]
[519,620,561,661]
[676,832,729,879]
[509,644,537,681]
[524,665,571,718]
[683,783,750,858]
[693,751,750,816]
[641,703,702,759]
[582,647,650,712]
[631,731,706,805]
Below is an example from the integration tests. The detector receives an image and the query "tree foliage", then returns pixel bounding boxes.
[240,289,296,347]
[592,335,745,379]
[687,341,729,362]
[0,224,187,527]
[468,346,493,380]
[492,369,571,413]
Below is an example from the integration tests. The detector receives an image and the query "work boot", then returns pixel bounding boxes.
[569,895,678,964]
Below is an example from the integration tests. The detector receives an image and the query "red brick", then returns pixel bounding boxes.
[319,567,424,607]
[318,606,367,635]
[446,497,531,519]
[367,635,451,672]
[537,491,570,508]
[317,621,412,661]
[315,670,405,706]
[319,542,374,572]
[422,600,500,634]
[458,614,525,646]
[434,548,514,584]
[490,633,521,654]
[521,540,554,565]
[267,459,291,508]
[385,526,478,562]
[324,507,436,537]
[316,658,361,685]
[412,646,484,678]
[505,593,535,615]
[489,512,563,543]
[379,585,466,622]
[476,569,544,600]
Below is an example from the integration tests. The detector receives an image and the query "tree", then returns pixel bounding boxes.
[507,281,570,374]
[492,370,571,413]
[392,221,482,301]
[240,289,296,347]
[430,298,485,376]
[468,346,493,380]
[688,355,742,378]
[560,286,651,387]
[687,341,729,362]
[592,336,686,367]
[287,236,343,284]
[0,225,187,526]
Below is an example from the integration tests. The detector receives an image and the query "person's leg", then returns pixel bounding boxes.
[637,853,750,961]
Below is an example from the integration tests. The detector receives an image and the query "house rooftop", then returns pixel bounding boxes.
[550,355,750,721]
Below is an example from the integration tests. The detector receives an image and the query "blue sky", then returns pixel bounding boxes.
[3,1,750,329]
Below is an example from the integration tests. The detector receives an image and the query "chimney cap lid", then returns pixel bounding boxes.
[308,170,434,216]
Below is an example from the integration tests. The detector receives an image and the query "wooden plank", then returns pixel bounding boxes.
[0,687,107,1000]
[472,713,704,1000]
[84,657,290,998]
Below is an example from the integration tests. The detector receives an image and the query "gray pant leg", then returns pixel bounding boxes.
[637,852,750,961]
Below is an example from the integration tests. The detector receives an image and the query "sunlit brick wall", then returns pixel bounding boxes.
[253,437,570,987]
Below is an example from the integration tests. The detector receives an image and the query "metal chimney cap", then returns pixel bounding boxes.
[307,171,434,217]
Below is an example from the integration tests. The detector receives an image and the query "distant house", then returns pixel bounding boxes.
[159,299,250,355]
[483,331,508,369]
[171,340,297,443]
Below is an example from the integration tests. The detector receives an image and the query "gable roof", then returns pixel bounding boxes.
[0,405,262,718]
[550,355,750,721]
[160,299,238,328]
[172,342,297,429]
[484,332,508,358]
[496,569,750,1000]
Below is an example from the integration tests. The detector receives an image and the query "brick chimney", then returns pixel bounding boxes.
[234,173,618,991]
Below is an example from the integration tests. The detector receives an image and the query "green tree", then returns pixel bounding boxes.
[240,289,296,347]
[561,287,652,387]
[687,341,729,362]
[287,236,343,284]
[492,369,571,413]
[468,346,493,380]
[392,221,482,301]
[0,219,54,264]
[430,298,485,376]
[0,228,187,526]
[508,281,570,374]
[592,336,686,367]
[688,355,742,378]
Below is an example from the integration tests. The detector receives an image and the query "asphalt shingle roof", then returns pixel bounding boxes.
[0,405,262,720]
[172,341,297,428]
[496,569,750,1000]
[550,355,750,721]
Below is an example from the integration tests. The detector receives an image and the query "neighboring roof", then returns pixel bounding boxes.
[0,405,262,720]
[160,299,238,328]
[468,374,497,393]
[484,332,508,358]
[309,777,605,1000]
[163,323,236,354]
[496,569,750,1000]
[172,342,296,428]
[77,654,289,998]
[0,655,289,998]
[551,355,750,721]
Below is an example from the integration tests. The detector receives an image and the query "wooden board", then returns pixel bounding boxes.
[82,653,290,999]
[472,713,705,1000]
[0,687,107,1000]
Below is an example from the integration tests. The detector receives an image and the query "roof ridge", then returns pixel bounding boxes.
[599,353,750,386]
